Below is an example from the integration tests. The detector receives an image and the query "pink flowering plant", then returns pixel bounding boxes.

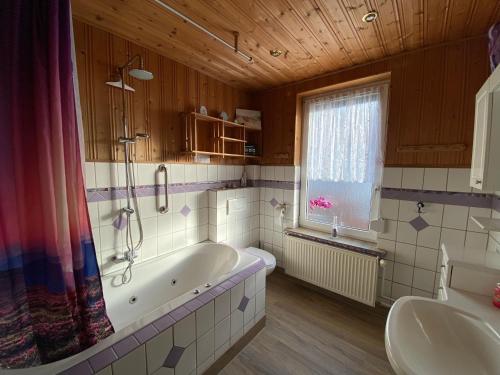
[309,196,333,211]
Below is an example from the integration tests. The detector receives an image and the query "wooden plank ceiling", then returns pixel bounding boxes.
[72,0,500,90]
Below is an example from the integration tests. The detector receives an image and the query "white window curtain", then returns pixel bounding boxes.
[301,82,389,237]
[305,83,389,185]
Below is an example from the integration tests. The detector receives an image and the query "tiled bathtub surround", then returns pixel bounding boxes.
[378,167,499,302]
[61,261,267,375]
[257,166,301,267]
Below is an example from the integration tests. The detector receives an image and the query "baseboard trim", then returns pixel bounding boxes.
[204,316,266,374]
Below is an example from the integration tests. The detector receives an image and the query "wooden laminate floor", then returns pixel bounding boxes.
[220,271,394,375]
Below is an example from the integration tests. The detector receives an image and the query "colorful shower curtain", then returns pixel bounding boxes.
[0,0,113,368]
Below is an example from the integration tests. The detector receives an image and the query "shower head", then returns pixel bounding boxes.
[105,80,135,92]
[129,68,154,80]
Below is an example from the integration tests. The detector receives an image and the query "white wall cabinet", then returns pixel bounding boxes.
[470,64,500,190]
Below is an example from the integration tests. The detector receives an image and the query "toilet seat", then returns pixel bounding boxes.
[245,247,276,275]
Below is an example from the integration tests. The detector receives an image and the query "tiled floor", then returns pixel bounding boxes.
[221,271,394,375]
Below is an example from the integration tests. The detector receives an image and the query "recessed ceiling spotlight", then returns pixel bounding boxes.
[270,49,283,57]
[362,11,378,23]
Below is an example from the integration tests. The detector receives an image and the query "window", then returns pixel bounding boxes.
[300,82,389,242]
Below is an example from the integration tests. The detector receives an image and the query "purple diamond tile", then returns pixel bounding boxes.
[153,314,176,332]
[134,324,159,344]
[113,213,127,231]
[169,306,191,321]
[184,298,204,312]
[238,296,250,312]
[180,205,191,217]
[88,347,118,372]
[270,198,278,207]
[113,335,140,358]
[59,361,93,375]
[164,346,185,368]
[409,216,429,232]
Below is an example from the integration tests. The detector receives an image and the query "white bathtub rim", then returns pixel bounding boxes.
[3,242,261,375]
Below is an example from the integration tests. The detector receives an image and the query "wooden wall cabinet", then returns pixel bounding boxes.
[470,64,500,190]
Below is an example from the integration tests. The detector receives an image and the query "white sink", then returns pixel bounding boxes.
[385,296,500,375]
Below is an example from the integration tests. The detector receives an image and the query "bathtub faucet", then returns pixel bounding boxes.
[113,249,138,263]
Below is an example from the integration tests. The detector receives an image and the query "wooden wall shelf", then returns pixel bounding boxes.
[183,112,261,161]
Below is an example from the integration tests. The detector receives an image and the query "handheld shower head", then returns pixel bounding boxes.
[129,69,154,80]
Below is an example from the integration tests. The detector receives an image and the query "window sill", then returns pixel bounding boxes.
[284,227,386,258]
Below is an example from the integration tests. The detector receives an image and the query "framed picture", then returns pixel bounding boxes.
[235,108,261,130]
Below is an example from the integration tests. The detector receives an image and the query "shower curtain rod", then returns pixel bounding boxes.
[153,0,253,63]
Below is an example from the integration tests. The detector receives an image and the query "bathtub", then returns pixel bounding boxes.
[7,242,266,375]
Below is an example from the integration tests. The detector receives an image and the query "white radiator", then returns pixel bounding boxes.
[284,236,379,306]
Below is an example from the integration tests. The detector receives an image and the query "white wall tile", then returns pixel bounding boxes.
[185,164,197,183]
[230,310,244,337]
[99,225,123,251]
[401,168,424,189]
[172,230,186,250]
[380,199,399,220]
[423,168,448,191]
[440,228,466,248]
[379,220,397,241]
[196,165,208,182]
[137,163,157,186]
[95,162,119,188]
[398,201,418,222]
[393,263,414,286]
[417,226,441,250]
[112,346,146,375]
[468,207,491,233]
[215,291,230,324]
[139,196,158,219]
[173,313,196,347]
[395,243,416,266]
[243,297,255,325]
[196,301,214,338]
[207,165,218,182]
[197,329,214,366]
[274,166,285,181]
[391,283,411,299]
[442,205,469,230]
[174,341,195,375]
[415,246,439,271]
[146,328,173,374]
[412,268,435,292]
[377,239,396,260]
[447,169,471,192]
[230,282,244,312]
[420,203,443,227]
[396,222,417,245]
[382,167,402,188]
[255,268,266,292]
[170,164,185,184]
[255,289,266,314]
[214,316,230,350]
[157,234,173,256]
[464,231,488,251]
[284,166,295,182]
[84,162,96,189]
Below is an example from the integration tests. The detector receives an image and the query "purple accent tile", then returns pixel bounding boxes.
[230,274,244,284]
[163,346,185,368]
[409,216,429,232]
[153,314,176,332]
[238,296,250,312]
[219,280,236,290]
[169,306,191,321]
[184,298,204,312]
[88,347,118,372]
[209,286,226,297]
[197,292,215,305]
[180,205,191,217]
[134,324,159,344]
[492,196,500,212]
[113,213,127,230]
[270,198,278,207]
[59,361,93,375]
[239,269,253,278]
[113,335,140,358]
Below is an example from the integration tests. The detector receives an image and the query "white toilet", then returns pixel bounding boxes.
[245,247,276,275]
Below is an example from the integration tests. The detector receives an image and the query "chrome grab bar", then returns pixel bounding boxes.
[158,164,169,214]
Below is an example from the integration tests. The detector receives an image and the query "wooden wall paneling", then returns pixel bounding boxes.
[256,36,490,167]
[74,20,253,163]
[416,46,445,166]
[437,41,466,166]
